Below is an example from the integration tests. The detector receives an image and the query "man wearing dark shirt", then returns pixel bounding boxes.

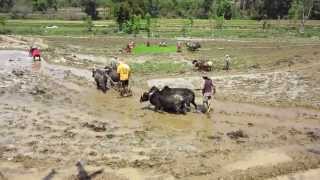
[202,76,215,112]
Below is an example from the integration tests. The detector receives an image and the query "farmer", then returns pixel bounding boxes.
[176,41,182,53]
[126,41,135,54]
[29,46,41,61]
[117,59,131,96]
[224,54,231,71]
[110,56,119,70]
[202,75,216,112]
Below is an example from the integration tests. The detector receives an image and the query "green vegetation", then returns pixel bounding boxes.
[3,19,320,39]
[133,44,176,55]
[0,16,10,34]
[1,0,320,21]
[0,0,319,38]
[130,61,190,74]
[84,16,93,32]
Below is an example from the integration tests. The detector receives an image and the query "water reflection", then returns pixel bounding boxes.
[32,61,41,72]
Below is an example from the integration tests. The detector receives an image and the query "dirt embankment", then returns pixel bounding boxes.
[0,36,319,180]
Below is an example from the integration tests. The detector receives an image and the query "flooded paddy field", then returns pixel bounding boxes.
[0,36,319,180]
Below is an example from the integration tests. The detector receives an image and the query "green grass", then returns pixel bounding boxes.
[133,44,177,55]
[130,61,190,74]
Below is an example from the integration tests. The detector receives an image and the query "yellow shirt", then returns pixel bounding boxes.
[117,63,130,81]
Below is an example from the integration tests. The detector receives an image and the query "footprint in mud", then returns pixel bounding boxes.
[226,129,249,140]
[11,69,25,77]
[82,121,107,132]
[306,130,320,141]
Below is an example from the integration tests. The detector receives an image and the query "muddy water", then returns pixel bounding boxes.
[1,50,320,179]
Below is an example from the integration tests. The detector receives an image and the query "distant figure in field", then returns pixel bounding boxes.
[126,41,135,54]
[224,54,231,71]
[176,41,182,53]
[146,41,151,47]
[202,76,216,113]
[29,46,41,61]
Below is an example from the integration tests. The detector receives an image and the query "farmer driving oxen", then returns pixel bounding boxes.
[117,59,132,96]
[29,46,41,61]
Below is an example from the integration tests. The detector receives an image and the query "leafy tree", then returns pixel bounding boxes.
[215,16,224,29]
[216,0,232,20]
[81,0,99,20]
[10,0,32,19]
[198,0,214,18]
[84,15,93,32]
[145,13,151,37]
[32,0,48,13]
[289,0,316,33]
[116,2,130,31]
[0,0,14,12]
[133,15,141,36]
[0,16,6,26]
[260,0,292,19]
[32,0,58,12]
[147,0,159,17]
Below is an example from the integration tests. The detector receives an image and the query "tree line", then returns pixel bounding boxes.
[1,0,319,20]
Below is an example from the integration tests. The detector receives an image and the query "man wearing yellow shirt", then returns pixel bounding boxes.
[117,60,131,96]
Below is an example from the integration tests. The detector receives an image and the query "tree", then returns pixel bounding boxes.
[199,0,214,18]
[261,0,292,19]
[81,0,99,20]
[32,0,58,13]
[116,2,130,31]
[10,0,33,19]
[84,16,93,32]
[289,0,316,33]
[147,0,159,17]
[0,16,6,27]
[0,0,14,12]
[216,0,232,19]
[145,13,151,37]
[32,0,48,13]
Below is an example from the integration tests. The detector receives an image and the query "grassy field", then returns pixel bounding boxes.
[2,19,320,39]
[133,44,176,55]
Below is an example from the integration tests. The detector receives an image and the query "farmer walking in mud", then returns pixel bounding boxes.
[117,59,132,97]
[202,75,215,113]
[224,54,231,71]
[176,41,182,53]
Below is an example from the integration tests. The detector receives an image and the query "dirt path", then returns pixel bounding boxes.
[0,45,319,180]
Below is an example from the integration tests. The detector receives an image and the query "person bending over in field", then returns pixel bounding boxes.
[202,75,216,112]
[29,46,41,61]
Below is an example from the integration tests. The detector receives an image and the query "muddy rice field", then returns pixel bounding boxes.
[0,35,320,180]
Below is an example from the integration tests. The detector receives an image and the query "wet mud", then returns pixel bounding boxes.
[0,37,320,179]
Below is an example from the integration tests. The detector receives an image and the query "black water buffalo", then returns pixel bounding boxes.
[186,41,201,51]
[104,66,120,87]
[92,68,108,93]
[140,86,188,114]
[161,86,197,111]
[92,66,121,93]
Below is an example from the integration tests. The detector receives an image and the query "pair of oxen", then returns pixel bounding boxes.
[92,67,197,114]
